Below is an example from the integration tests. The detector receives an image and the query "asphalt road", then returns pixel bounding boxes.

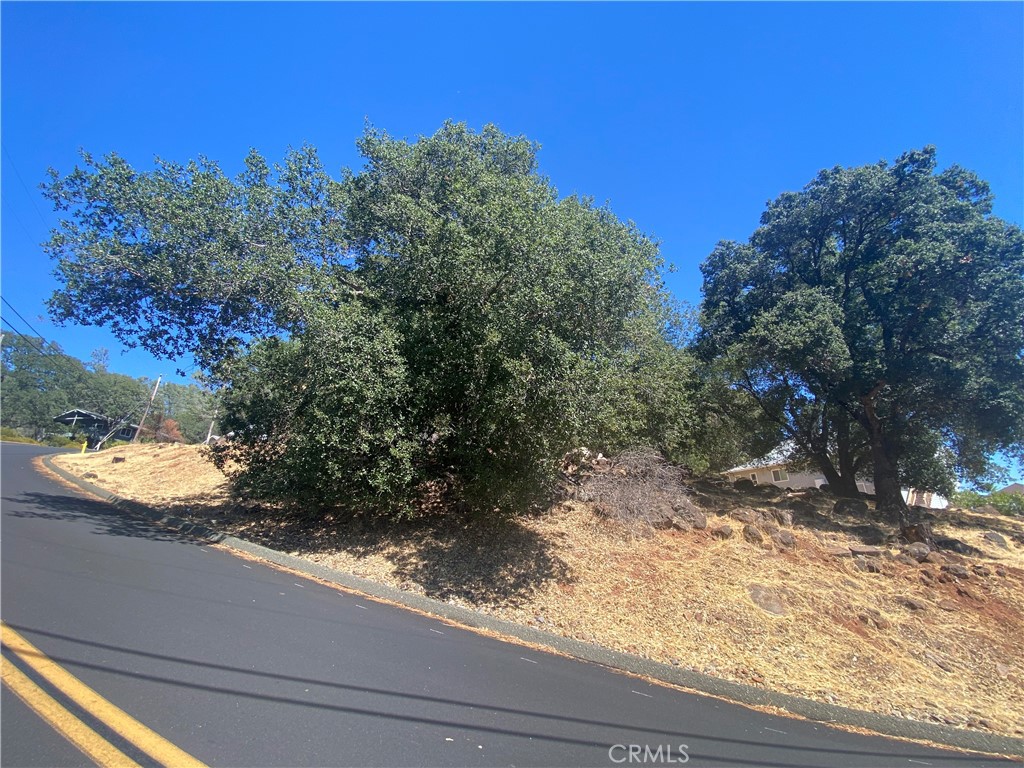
[0,442,1014,767]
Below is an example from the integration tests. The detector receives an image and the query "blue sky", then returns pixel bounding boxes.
[2,2,1022,473]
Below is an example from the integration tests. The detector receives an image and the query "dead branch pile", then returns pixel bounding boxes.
[578,448,690,527]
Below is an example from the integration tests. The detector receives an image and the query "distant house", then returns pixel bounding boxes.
[997,482,1024,495]
[53,409,138,448]
[722,443,948,509]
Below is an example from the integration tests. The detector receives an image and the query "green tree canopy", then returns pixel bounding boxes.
[154,381,221,444]
[1,336,150,441]
[44,122,718,515]
[2,335,85,439]
[698,147,1024,525]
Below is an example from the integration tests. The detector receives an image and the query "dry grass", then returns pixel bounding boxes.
[52,445,1024,739]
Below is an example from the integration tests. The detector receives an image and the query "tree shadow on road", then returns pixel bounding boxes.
[6,491,209,546]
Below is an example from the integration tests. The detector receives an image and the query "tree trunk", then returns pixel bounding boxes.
[857,385,922,541]
[813,453,860,497]
[835,414,859,489]
[869,436,908,527]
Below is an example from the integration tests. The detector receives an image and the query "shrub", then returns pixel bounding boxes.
[208,302,419,517]
[1,427,41,444]
[952,489,1024,516]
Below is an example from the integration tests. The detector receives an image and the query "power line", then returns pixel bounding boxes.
[0,296,48,343]
[0,191,42,243]
[2,142,50,230]
[0,317,47,356]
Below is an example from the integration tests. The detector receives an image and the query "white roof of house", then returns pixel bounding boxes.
[725,442,796,474]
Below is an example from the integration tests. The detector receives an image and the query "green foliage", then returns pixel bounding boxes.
[2,335,88,440]
[2,335,213,444]
[154,382,221,443]
[45,122,689,516]
[698,147,1024,516]
[46,434,84,448]
[341,123,667,511]
[951,489,1024,516]
[208,302,417,512]
[42,146,344,371]
[583,307,764,474]
[1,427,42,444]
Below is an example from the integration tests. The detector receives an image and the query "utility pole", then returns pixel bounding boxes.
[204,408,219,444]
[133,374,162,444]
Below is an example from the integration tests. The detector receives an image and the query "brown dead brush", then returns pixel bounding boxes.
[578,448,691,529]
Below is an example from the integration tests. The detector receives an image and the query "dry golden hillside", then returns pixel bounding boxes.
[51,443,1024,739]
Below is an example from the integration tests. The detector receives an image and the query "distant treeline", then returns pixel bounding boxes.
[1,336,220,445]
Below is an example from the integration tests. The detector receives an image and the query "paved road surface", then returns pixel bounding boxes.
[1,443,1012,766]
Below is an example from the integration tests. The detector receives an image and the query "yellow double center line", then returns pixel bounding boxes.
[1,622,207,768]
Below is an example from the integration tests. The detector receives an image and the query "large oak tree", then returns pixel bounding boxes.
[698,147,1024,527]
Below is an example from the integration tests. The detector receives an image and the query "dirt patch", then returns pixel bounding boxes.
[51,445,1024,739]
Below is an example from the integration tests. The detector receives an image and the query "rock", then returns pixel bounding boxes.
[687,509,708,530]
[902,523,935,545]
[975,504,1000,516]
[784,500,815,517]
[982,531,1008,549]
[748,584,788,615]
[82,471,99,480]
[895,554,918,566]
[742,524,766,547]
[938,600,959,612]
[672,508,708,531]
[769,508,794,527]
[936,537,979,556]
[854,556,882,573]
[919,569,935,583]
[897,596,928,611]
[730,508,762,526]
[733,478,756,491]
[111,456,126,464]
[996,567,1008,578]
[956,586,979,601]
[996,663,1011,677]
[943,564,971,580]
[650,503,677,529]
[772,530,797,549]
[671,518,692,532]
[906,542,931,562]
[849,524,888,546]
[832,498,868,516]
[850,545,885,557]
[825,546,852,557]
[924,551,945,565]
[711,524,734,540]
[761,522,780,537]
[971,565,992,577]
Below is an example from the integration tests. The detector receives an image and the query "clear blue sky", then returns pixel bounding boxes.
[2,3,1022,472]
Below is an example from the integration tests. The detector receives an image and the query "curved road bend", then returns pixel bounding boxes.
[0,443,1013,767]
